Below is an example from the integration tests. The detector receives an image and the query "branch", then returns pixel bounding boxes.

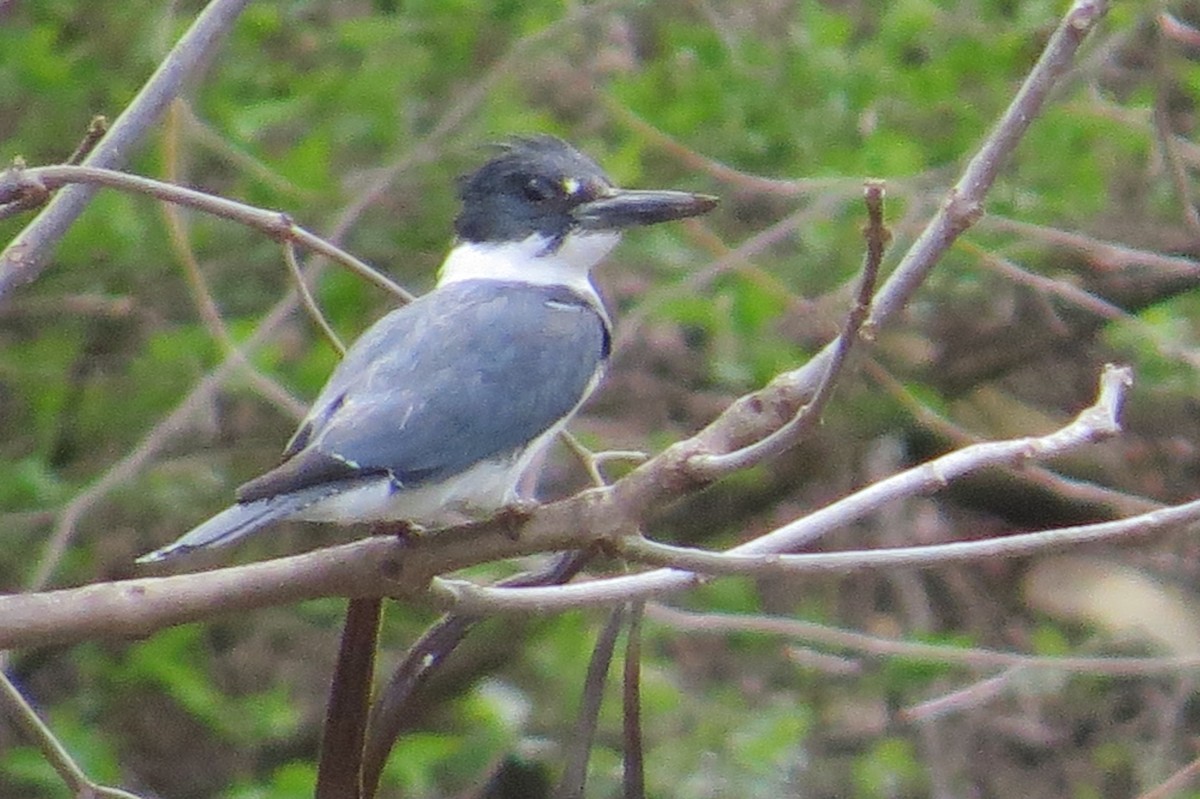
[0,360,1138,650]
[0,164,412,303]
[687,180,886,475]
[865,0,1110,326]
[0,0,253,299]
[556,606,625,799]
[435,366,1146,612]
[0,0,1114,653]
[600,0,1112,534]
[618,498,1200,577]
[646,605,1200,677]
[0,671,145,799]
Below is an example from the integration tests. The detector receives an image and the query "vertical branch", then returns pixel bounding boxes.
[622,602,646,799]
[557,607,626,799]
[315,598,383,799]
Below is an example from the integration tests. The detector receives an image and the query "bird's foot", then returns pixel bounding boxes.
[492,499,539,540]
[371,520,426,543]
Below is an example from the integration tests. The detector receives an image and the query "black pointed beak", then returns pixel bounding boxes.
[574,189,718,231]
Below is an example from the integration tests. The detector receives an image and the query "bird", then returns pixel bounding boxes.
[138,135,717,563]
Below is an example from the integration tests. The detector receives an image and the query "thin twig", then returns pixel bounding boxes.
[0,671,145,799]
[860,358,1160,517]
[687,180,887,475]
[159,103,308,418]
[897,669,1020,722]
[66,116,109,166]
[607,99,855,198]
[982,214,1200,278]
[560,431,647,488]
[622,602,646,799]
[967,241,1200,370]
[1136,750,1200,799]
[437,365,1137,612]
[1153,16,1200,235]
[0,163,413,303]
[647,605,1200,677]
[360,551,594,799]
[616,499,1192,575]
[283,237,346,356]
[557,606,625,799]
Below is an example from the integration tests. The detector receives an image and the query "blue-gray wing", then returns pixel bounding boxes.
[238,280,609,502]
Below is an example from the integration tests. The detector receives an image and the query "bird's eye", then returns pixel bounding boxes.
[522,176,559,203]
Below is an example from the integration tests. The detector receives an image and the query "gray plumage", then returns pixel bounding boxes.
[141,281,608,561]
[243,280,608,502]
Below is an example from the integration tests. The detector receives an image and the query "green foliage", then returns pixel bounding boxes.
[851,737,926,799]
[881,632,975,687]
[225,761,317,799]
[3,0,1195,796]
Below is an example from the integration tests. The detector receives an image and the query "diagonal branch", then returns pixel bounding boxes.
[0,0,253,299]
[436,365,1141,612]
[0,164,412,302]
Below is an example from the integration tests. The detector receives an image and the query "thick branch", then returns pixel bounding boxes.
[0,368,1137,646]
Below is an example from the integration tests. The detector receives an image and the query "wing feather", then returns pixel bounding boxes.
[238,281,608,502]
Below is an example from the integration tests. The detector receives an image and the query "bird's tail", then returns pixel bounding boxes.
[136,492,322,564]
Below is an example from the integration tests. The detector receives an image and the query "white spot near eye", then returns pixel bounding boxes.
[562,177,580,195]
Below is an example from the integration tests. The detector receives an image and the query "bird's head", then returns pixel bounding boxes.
[441,136,717,289]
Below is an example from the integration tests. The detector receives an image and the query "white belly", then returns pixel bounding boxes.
[297,453,524,526]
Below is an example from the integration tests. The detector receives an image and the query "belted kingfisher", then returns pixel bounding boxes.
[139,135,716,563]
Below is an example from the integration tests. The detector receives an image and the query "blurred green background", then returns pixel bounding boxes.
[4,0,1200,797]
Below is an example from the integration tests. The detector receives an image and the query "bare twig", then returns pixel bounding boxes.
[607,100,855,198]
[161,102,237,353]
[622,602,646,799]
[897,668,1023,722]
[0,0,253,298]
[557,606,625,799]
[0,672,145,799]
[982,214,1200,278]
[315,598,382,799]
[617,504,1193,576]
[159,106,308,418]
[1136,750,1200,799]
[283,237,346,356]
[0,164,412,303]
[860,358,1160,517]
[65,116,109,166]
[0,365,1165,645]
[647,605,1200,677]
[1154,16,1200,235]
[560,431,646,488]
[968,241,1200,370]
[687,180,887,475]
[863,0,1111,328]
[360,551,593,799]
